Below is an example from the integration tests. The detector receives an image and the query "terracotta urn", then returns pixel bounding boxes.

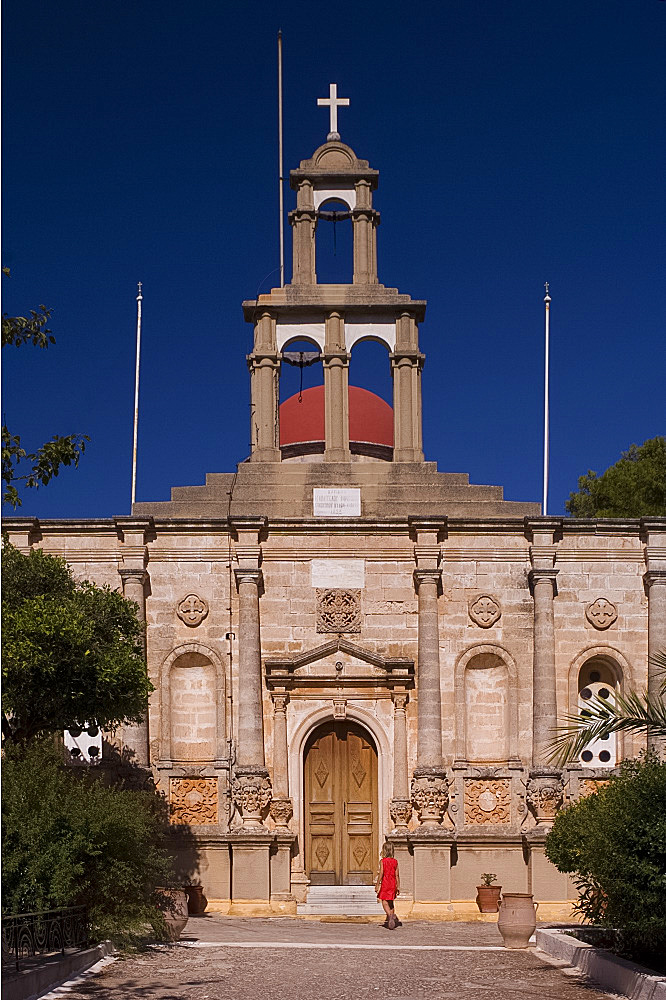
[156,888,189,941]
[184,884,207,915]
[476,885,502,913]
[497,892,538,949]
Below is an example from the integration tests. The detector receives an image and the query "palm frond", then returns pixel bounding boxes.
[546,654,666,767]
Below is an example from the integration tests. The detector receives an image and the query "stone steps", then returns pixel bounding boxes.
[297,885,383,916]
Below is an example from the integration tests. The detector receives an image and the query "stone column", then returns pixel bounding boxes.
[390,693,412,830]
[289,209,317,284]
[643,519,666,753]
[527,519,564,827]
[119,567,150,766]
[323,355,350,462]
[352,209,379,285]
[391,348,424,462]
[411,566,449,827]
[233,568,271,828]
[248,352,280,462]
[529,567,559,766]
[269,694,293,830]
[323,311,350,463]
[646,571,666,751]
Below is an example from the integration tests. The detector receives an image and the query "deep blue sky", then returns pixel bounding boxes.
[3,0,664,519]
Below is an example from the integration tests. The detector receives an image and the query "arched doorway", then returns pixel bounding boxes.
[304,721,378,886]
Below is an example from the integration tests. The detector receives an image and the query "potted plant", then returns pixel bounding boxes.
[476,873,502,912]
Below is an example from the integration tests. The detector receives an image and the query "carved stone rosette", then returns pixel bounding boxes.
[389,798,412,831]
[231,767,272,829]
[464,778,511,826]
[585,597,617,630]
[316,589,362,633]
[170,777,218,825]
[269,796,294,830]
[410,768,450,827]
[526,768,564,827]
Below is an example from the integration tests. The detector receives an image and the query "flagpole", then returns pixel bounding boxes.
[131,282,142,509]
[542,282,551,516]
[278,30,285,288]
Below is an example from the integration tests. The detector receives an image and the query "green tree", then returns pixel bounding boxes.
[565,437,666,518]
[1,541,152,743]
[545,754,666,972]
[2,739,175,942]
[2,273,88,508]
[547,652,666,766]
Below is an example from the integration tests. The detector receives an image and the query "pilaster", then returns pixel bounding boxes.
[115,516,153,766]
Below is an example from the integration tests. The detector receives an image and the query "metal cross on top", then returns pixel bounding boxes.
[317,83,350,141]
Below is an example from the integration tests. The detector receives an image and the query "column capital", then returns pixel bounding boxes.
[644,569,666,588]
[524,516,563,538]
[118,567,148,585]
[114,516,154,539]
[272,693,290,712]
[321,352,349,366]
[528,567,559,595]
[230,516,268,535]
[392,692,409,711]
[413,568,442,589]
[234,568,263,588]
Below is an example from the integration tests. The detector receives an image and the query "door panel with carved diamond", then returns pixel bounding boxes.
[343,729,376,884]
[304,726,337,884]
[304,722,377,886]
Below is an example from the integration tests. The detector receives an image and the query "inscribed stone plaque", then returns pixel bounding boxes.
[313,488,361,517]
[311,559,365,588]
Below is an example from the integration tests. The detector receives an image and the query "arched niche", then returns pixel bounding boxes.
[160,642,226,763]
[568,645,633,763]
[454,644,519,763]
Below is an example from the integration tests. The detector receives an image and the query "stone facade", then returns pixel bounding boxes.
[5,130,663,918]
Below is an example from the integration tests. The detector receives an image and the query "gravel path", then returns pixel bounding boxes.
[51,918,617,1000]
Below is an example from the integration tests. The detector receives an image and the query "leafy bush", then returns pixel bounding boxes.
[2,740,175,944]
[545,754,666,972]
[2,541,153,743]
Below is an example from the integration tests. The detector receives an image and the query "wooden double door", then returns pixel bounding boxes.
[304,721,378,885]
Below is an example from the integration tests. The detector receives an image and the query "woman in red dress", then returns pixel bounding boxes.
[375,843,401,929]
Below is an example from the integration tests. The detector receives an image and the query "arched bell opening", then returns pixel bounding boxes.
[304,719,378,886]
[279,337,323,404]
[315,198,353,285]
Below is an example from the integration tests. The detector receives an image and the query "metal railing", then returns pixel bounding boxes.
[1,906,89,972]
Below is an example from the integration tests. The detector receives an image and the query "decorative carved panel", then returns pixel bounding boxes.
[468,595,502,628]
[464,778,511,825]
[176,594,209,627]
[316,589,361,633]
[585,598,617,630]
[170,777,218,825]
[579,779,611,798]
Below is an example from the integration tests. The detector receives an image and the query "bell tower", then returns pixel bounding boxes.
[242,89,426,465]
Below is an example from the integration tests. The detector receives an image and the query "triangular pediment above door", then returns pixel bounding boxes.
[264,638,413,691]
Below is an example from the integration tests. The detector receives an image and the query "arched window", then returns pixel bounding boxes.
[577,656,619,768]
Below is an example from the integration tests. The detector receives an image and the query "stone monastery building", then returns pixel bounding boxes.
[6,99,666,919]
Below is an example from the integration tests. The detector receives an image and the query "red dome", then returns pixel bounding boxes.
[280,385,393,451]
